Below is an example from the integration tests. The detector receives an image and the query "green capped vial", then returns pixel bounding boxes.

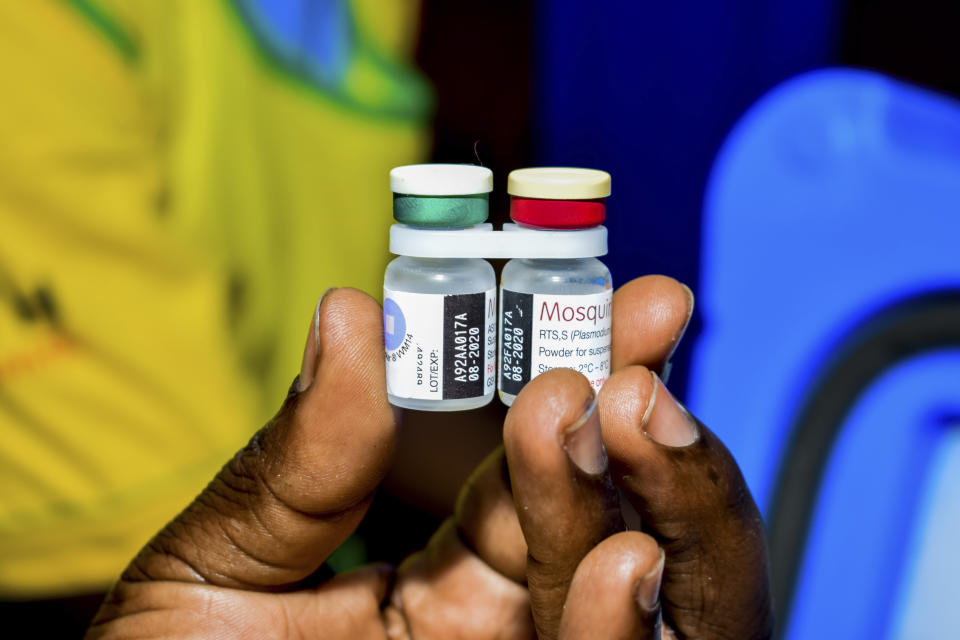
[383,164,496,411]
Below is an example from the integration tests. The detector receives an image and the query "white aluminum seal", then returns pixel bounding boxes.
[389,223,608,259]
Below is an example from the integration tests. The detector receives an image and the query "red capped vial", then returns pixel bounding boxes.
[498,168,613,405]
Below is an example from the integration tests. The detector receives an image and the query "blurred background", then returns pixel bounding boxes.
[1,0,958,637]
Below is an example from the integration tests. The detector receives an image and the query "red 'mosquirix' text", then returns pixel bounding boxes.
[539,299,611,326]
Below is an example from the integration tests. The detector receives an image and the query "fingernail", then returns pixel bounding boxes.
[636,548,665,611]
[368,562,397,605]
[681,283,695,324]
[661,284,694,384]
[297,288,335,392]
[642,371,698,447]
[563,394,607,475]
[660,359,674,385]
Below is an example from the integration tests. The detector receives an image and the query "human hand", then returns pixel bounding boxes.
[400,277,773,639]
[85,280,772,639]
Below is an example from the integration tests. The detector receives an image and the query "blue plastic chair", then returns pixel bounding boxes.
[687,68,960,639]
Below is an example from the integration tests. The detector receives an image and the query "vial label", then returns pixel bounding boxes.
[384,288,496,401]
[499,289,612,394]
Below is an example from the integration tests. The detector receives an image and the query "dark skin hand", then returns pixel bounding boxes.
[86,278,772,639]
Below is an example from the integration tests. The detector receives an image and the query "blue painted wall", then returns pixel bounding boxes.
[533,0,840,398]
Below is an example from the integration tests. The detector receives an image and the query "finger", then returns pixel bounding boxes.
[259,564,394,638]
[385,519,533,640]
[454,446,527,583]
[598,366,774,639]
[384,448,535,640]
[298,564,393,637]
[612,275,693,375]
[123,288,397,589]
[559,531,664,640]
[88,564,393,639]
[504,368,624,640]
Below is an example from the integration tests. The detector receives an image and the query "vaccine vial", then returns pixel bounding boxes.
[384,164,497,411]
[498,168,613,406]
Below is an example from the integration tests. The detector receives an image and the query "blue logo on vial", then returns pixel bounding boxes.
[383,298,406,351]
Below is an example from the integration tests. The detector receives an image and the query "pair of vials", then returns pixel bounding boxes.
[383,164,612,412]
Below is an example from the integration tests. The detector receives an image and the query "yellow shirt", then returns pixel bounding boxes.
[0,0,430,597]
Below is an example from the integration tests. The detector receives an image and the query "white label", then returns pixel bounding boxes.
[384,288,496,400]
[499,289,612,395]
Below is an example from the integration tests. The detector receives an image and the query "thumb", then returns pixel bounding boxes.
[123,288,397,590]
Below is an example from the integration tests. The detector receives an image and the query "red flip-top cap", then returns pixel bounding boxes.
[509,197,605,229]
[507,167,611,230]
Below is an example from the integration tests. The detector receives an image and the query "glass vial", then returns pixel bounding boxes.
[498,168,613,406]
[383,165,497,411]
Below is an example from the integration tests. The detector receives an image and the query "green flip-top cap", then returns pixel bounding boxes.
[390,164,492,228]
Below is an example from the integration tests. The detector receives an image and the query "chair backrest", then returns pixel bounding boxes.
[688,67,960,639]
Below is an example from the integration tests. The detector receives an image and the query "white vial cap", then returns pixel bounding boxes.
[508,167,611,200]
[390,164,494,196]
